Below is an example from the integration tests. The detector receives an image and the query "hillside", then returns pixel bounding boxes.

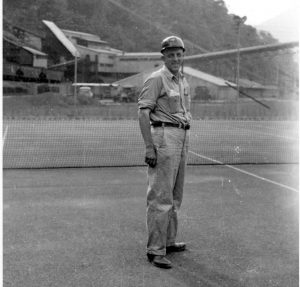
[256,7,299,42]
[3,0,277,53]
[3,0,297,86]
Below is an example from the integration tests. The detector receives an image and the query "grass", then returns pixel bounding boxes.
[3,92,299,120]
[3,93,101,118]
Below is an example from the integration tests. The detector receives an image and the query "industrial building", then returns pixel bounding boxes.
[3,19,286,101]
[42,20,162,83]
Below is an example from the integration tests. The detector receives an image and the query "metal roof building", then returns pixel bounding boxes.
[42,20,80,58]
[114,66,238,101]
[183,67,233,87]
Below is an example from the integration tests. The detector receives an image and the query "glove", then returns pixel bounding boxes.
[145,145,157,168]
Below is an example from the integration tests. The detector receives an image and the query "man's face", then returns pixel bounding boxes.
[162,48,184,75]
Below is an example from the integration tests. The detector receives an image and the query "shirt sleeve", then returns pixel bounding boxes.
[138,74,162,111]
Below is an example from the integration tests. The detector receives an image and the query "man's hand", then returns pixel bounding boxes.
[138,108,157,168]
[145,145,157,168]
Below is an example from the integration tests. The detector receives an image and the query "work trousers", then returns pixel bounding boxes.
[146,126,189,256]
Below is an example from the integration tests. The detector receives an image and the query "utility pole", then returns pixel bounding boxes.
[74,56,78,116]
[233,15,247,118]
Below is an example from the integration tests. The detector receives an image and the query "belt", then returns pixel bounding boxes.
[151,121,190,130]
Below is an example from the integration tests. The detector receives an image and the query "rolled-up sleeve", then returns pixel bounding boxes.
[138,75,162,111]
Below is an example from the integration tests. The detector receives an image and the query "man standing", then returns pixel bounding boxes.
[138,36,191,269]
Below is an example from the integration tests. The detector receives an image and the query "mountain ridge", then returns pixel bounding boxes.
[256,6,299,42]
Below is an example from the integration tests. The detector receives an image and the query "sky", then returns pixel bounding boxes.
[224,0,299,25]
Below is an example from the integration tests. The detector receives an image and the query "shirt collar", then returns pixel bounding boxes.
[162,65,183,81]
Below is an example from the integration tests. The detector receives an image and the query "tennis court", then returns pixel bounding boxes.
[3,119,298,168]
[3,119,299,286]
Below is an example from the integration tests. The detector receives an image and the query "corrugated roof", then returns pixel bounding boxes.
[48,58,84,69]
[238,79,264,88]
[77,45,121,55]
[3,30,21,44]
[3,35,21,47]
[114,66,237,88]
[120,52,161,58]
[22,46,47,56]
[62,29,107,44]
[184,66,235,86]
[3,35,47,56]
[42,20,80,58]
[113,66,161,86]
[113,72,147,86]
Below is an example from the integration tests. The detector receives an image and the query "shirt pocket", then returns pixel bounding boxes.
[168,89,181,114]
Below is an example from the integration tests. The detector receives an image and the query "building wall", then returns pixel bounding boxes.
[241,87,279,98]
[113,70,278,103]
[76,46,116,73]
[97,53,115,72]
[262,88,279,98]
[184,75,237,101]
[3,40,20,63]
[88,43,108,50]
[33,55,48,68]
[19,49,33,66]
[115,58,162,74]
[114,69,238,101]
[42,31,75,66]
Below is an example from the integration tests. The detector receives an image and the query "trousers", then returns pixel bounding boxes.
[146,126,189,255]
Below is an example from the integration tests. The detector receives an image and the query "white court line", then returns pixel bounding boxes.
[233,125,296,141]
[3,126,9,148]
[249,129,296,141]
[251,123,294,133]
[249,123,298,141]
[189,150,298,193]
[263,133,294,141]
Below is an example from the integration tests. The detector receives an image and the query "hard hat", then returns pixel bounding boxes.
[161,36,185,53]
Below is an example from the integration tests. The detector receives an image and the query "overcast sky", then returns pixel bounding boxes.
[224,0,299,25]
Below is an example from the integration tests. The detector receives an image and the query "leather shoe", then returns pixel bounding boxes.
[147,254,172,269]
[166,242,186,253]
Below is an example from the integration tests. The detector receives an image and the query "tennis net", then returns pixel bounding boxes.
[3,119,298,169]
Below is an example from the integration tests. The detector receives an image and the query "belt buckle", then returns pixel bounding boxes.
[183,122,189,130]
[178,123,183,129]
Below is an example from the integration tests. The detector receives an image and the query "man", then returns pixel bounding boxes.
[138,36,192,269]
[38,69,48,83]
[15,67,24,81]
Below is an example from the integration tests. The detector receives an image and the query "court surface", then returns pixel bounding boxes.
[3,120,298,168]
[3,164,298,287]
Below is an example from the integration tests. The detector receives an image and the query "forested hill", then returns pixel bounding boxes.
[5,0,297,87]
[3,0,277,54]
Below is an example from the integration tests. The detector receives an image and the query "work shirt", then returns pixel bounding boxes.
[138,65,191,125]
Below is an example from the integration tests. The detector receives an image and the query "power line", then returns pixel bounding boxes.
[106,0,208,53]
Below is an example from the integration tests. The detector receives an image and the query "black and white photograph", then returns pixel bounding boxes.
[2,0,299,286]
